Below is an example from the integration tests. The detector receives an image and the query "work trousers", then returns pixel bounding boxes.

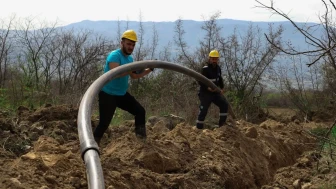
[93,91,146,139]
[196,92,229,129]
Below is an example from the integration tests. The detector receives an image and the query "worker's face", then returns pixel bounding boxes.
[121,39,136,55]
[209,57,219,66]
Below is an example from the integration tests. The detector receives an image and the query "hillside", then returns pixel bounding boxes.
[63,19,323,52]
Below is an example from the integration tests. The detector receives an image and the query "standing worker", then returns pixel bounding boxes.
[93,30,154,145]
[196,50,229,129]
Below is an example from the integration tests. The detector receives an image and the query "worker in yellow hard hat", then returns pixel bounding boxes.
[196,50,229,129]
[93,30,154,145]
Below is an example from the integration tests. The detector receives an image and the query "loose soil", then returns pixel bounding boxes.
[0,104,335,189]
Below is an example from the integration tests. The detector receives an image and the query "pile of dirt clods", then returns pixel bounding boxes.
[0,104,334,189]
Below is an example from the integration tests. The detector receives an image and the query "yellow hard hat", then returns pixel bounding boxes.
[121,30,138,42]
[209,50,219,58]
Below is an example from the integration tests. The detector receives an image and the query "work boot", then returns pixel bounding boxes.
[196,124,204,129]
[135,125,147,139]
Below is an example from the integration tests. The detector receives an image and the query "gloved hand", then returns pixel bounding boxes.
[149,68,154,71]
[207,87,216,92]
[132,69,145,74]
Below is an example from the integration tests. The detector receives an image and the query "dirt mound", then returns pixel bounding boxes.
[0,104,334,189]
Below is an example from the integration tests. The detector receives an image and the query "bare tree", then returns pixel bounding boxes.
[0,15,15,88]
[256,0,336,120]
[116,18,122,42]
[65,29,112,94]
[45,29,70,95]
[219,23,283,121]
[124,17,129,31]
[322,63,336,95]
[15,17,58,91]
[199,12,222,57]
[256,0,336,70]
[148,22,159,60]
[173,18,194,65]
[158,41,173,62]
[39,35,59,92]
[268,55,328,120]
[134,11,147,61]
[194,11,223,71]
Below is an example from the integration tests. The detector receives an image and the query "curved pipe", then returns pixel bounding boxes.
[77,60,235,189]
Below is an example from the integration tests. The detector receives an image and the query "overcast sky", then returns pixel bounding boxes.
[0,0,327,26]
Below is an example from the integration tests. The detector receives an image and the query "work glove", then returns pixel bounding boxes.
[207,87,216,92]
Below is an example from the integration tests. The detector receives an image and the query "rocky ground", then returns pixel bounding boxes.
[0,104,335,189]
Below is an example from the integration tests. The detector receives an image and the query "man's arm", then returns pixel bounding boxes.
[130,68,153,79]
[198,67,208,88]
[108,62,153,79]
[218,75,225,93]
[108,62,132,77]
[199,66,217,92]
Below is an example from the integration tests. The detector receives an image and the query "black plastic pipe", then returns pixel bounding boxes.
[77,60,233,189]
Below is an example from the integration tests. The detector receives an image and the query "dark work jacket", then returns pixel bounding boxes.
[199,63,224,94]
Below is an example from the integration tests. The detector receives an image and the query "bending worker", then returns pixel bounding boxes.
[196,50,229,129]
[93,30,154,145]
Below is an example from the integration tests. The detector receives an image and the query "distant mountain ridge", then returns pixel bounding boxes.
[62,19,323,52]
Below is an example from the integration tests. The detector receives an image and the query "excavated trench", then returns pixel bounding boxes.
[0,105,317,189]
